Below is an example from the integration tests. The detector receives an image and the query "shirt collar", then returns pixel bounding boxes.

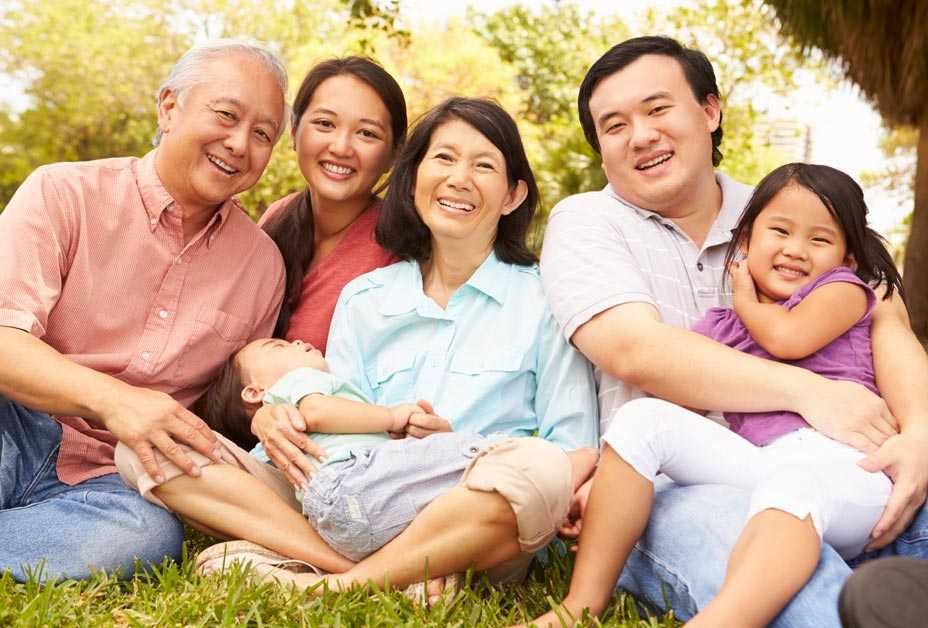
[136,149,236,244]
[378,251,509,316]
[603,171,751,248]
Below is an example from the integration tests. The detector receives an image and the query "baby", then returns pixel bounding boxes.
[207,337,570,563]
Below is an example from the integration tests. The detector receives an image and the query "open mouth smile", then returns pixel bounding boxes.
[207,154,240,176]
[636,152,673,171]
[321,161,355,176]
[438,198,476,213]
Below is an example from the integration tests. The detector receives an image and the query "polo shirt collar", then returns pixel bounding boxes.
[136,149,234,243]
[378,251,509,316]
[603,171,749,248]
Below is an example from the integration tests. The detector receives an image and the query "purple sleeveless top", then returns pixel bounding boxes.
[692,266,878,446]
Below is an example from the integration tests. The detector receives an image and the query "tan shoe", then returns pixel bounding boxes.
[195,540,325,576]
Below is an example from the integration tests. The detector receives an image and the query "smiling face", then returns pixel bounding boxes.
[413,118,527,255]
[745,184,851,302]
[293,74,395,212]
[155,53,284,214]
[589,54,720,215]
[236,338,328,394]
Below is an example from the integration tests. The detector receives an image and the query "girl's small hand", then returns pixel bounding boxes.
[730,260,758,303]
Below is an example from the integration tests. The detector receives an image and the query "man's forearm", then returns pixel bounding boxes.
[573,303,822,415]
[871,294,928,432]
[0,326,125,421]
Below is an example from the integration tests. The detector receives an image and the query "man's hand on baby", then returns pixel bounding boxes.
[405,399,453,438]
[252,403,325,490]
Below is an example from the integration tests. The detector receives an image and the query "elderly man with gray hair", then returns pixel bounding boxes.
[0,39,287,581]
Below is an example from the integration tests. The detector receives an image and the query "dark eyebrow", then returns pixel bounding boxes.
[309,108,386,132]
[596,91,673,129]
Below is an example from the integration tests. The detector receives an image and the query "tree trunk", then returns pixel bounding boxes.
[903,119,928,346]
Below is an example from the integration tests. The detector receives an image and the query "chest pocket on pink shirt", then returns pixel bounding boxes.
[175,305,252,388]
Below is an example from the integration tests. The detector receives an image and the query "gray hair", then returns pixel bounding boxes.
[153,38,289,146]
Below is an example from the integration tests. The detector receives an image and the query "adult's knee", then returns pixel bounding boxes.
[463,437,572,553]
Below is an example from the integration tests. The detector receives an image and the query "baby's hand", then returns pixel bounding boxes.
[388,403,423,433]
[730,260,758,306]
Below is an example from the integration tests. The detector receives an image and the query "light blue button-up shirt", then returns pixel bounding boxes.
[325,252,598,451]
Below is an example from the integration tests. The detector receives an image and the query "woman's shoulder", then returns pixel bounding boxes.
[338,259,412,302]
[257,190,302,227]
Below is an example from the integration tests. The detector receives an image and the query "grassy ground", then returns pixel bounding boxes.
[0,530,682,627]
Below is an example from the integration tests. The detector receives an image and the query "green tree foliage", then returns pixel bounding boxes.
[473,4,623,242]
[0,0,187,207]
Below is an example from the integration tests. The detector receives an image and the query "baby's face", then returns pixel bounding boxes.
[237,338,328,389]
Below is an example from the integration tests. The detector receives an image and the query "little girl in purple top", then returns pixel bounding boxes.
[529,163,907,628]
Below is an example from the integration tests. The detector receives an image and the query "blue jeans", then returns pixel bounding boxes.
[0,396,184,581]
[619,480,928,628]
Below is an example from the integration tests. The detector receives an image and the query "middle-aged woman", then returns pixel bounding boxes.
[117,97,598,592]
[245,97,600,592]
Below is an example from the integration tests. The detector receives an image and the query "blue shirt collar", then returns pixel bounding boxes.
[378,251,509,316]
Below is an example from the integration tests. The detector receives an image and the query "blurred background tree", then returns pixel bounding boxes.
[5,0,911,297]
[764,0,928,343]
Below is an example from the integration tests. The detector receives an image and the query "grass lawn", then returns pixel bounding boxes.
[0,529,682,627]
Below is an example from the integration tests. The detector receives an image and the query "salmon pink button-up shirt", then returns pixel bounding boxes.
[0,151,285,485]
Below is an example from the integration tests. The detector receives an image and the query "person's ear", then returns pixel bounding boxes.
[704,94,721,134]
[241,384,265,406]
[844,252,858,271]
[501,180,529,216]
[157,89,179,136]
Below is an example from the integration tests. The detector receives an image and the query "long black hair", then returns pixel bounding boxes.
[261,57,407,337]
[726,162,904,302]
[375,97,539,266]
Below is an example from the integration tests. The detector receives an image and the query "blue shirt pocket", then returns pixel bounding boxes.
[366,348,418,404]
[447,347,528,421]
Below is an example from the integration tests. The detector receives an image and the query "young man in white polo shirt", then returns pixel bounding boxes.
[541,35,928,628]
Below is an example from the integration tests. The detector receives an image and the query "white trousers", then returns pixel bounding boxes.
[603,398,892,559]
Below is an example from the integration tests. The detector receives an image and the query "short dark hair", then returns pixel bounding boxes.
[191,354,255,450]
[578,35,724,166]
[725,163,904,302]
[262,57,407,337]
[376,97,539,266]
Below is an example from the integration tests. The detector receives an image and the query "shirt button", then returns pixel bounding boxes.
[697,262,704,271]
[141,351,152,361]
[150,218,157,225]
[158,310,169,319]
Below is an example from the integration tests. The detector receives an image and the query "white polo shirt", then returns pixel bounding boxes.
[540,172,754,434]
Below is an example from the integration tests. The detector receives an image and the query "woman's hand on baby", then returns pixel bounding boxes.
[251,403,325,489]
[405,399,453,438]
